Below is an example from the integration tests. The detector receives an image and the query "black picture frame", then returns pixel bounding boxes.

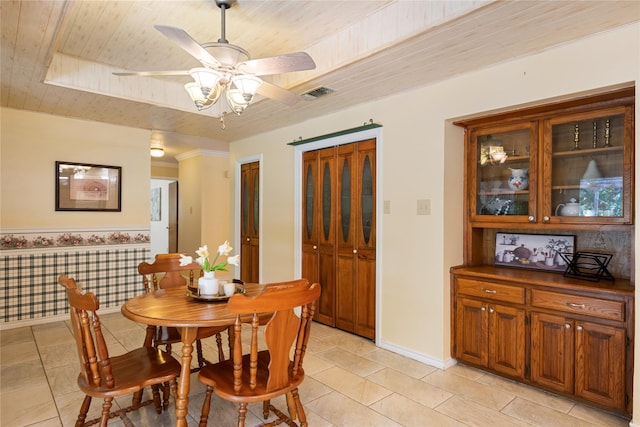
[55,161,122,212]
[495,232,576,273]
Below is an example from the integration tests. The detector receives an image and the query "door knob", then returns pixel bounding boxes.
[353,249,358,254]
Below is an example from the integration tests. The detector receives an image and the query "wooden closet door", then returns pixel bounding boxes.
[336,143,357,332]
[336,139,376,338]
[302,151,319,285]
[354,139,376,338]
[315,147,336,326]
[240,162,259,283]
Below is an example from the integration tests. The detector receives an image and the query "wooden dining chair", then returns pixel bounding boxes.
[138,253,230,371]
[197,279,321,427]
[59,275,180,427]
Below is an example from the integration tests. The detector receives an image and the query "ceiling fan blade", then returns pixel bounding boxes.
[238,52,316,76]
[113,70,190,77]
[154,25,220,67]
[256,81,302,106]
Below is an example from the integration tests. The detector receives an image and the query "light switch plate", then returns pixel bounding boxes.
[417,199,431,215]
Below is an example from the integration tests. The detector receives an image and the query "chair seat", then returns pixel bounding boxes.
[198,350,304,403]
[78,347,181,398]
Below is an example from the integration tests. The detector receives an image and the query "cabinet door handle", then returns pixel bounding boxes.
[481,306,486,312]
[528,216,535,223]
[489,308,494,314]
[353,249,358,254]
[246,237,251,242]
[564,323,571,329]
[481,288,497,294]
[565,302,586,309]
[313,245,317,250]
[543,216,550,222]
[576,325,583,331]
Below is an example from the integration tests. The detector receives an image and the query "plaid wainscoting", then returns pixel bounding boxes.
[1,246,150,323]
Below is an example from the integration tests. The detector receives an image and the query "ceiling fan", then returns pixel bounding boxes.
[113,0,316,116]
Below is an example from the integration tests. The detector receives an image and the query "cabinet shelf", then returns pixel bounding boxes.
[478,189,528,196]
[552,145,623,159]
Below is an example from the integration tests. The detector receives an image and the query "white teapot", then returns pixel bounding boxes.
[555,198,581,216]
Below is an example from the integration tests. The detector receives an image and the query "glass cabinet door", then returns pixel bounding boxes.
[547,106,632,224]
[471,123,536,221]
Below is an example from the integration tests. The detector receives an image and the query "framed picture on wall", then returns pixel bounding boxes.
[55,161,122,211]
[495,232,575,273]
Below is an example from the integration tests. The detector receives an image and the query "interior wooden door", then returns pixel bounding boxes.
[354,139,376,338]
[302,151,319,286]
[315,147,337,326]
[168,181,178,253]
[240,161,259,283]
[336,143,357,332]
[303,139,376,338]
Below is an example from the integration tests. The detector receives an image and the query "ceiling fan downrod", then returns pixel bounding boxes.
[215,0,234,44]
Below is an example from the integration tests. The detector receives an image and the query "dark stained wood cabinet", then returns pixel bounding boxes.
[452,88,635,416]
[302,139,376,339]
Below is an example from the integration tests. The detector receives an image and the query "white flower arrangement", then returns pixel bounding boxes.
[180,240,240,272]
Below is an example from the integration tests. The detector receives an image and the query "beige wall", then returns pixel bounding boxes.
[1,108,150,228]
[177,152,234,279]
[151,162,179,179]
[230,23,639,379]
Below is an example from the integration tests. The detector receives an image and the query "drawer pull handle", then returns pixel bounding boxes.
[565,302,586,309]
[481,288,497,294]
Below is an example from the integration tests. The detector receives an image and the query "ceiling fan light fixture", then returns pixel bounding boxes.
[185,82,207,109]
[188,67,221,97]
[227,88,249,115]
[231,74,262,102]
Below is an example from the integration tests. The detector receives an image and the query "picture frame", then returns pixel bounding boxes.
[495,232,575,273]
[55,161,122,211]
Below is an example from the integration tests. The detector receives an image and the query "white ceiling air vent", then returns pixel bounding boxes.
[302,86,335,100]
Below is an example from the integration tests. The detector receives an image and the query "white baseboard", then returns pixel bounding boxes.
[0,306,122,330]
[377,339,457,370]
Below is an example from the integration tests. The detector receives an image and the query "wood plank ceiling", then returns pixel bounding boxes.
[1,0,639,160]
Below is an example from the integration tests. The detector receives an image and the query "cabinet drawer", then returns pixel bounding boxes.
[456,278,524,304]
[531,289,625,322]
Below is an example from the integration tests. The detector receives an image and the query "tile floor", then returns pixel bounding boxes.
[0,311,631,427]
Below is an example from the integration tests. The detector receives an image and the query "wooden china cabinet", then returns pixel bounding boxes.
[451,87,635,416]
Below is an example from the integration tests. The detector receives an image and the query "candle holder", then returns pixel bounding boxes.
[572,123,580,150]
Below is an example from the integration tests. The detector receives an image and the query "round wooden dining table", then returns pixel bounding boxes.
[121,283,264,427]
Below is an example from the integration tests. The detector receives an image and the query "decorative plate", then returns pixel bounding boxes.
[186,285,246,302]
